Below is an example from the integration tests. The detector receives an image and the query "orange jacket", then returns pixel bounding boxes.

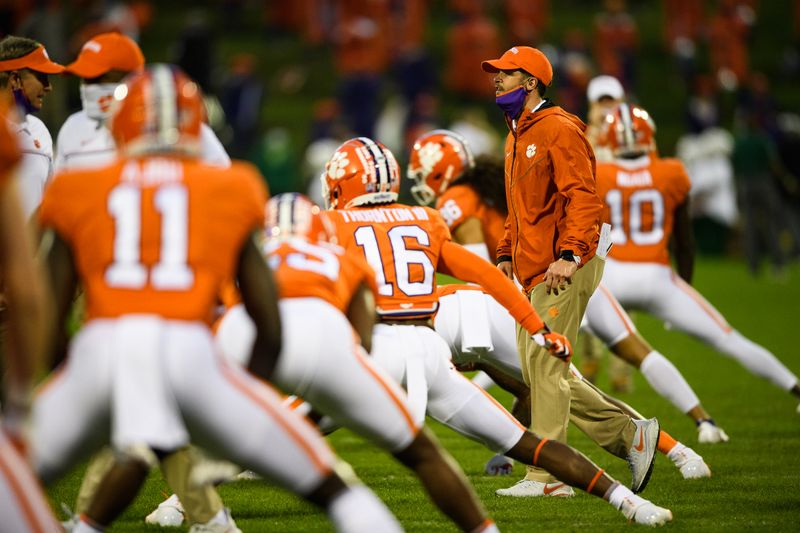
[496,101,602,292]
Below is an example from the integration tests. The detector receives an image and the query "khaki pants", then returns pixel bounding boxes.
[516,256,635,482]
[75,446,223,524]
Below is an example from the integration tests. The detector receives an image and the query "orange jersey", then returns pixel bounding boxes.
[596,156,691,264]
[436,283,483,298]
[328,203,545,333]
[39,158,267,322]
[328,204,449,319]
[266,237,377,313]
[436,184,506,263]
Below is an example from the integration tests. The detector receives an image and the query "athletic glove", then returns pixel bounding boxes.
[532,325,572,362]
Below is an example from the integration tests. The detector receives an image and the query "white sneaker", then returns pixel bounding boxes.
[668,445,711,479]
[484,454,514,476]
[234,469,261,481]
[188,508,242,533]
[145,494,185,527]
[697,420,729,443]
[495,479,575,497]
[619,497,673,527]
[627,418,659,494]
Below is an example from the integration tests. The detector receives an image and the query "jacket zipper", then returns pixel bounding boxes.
[510,128,519,280]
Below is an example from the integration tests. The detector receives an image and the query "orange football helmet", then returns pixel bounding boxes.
[599,103,657,158]
[321,137,400,210]
[408,129,475,205]
[109,64,204,157]
[266,193,335,243]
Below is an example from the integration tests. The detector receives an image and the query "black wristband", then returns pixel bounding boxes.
[559,250,575,262]
[496,255,512,266]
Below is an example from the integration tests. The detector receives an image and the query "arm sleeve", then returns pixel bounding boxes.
[438,240,544,334]
[550,127,603,256]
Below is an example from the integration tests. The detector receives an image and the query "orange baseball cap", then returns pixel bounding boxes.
[481,46,553,86]
[0,45,65,74]
[66,32,144,78]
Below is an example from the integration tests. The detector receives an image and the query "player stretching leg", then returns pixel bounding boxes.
[318,137,672,526]
[595,104,800,418]
[31,65,400,533]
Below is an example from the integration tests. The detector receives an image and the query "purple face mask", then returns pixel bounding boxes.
[495,85,529,120]
[13,87,38,116]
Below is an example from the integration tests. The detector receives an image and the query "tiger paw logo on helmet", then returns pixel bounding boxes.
[417,142,444,173]
[326,150,350,181]
[322,137,400,210]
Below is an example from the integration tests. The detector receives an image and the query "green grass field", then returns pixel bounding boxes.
[46,258,800,531]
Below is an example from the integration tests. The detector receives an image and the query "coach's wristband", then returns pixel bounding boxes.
[559,250,581,265]
[496,255,512,265]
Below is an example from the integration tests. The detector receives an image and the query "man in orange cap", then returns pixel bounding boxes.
[56,31,229,171]
[54,32,237,533]
[0,35,64,218]
[481,46,662,504]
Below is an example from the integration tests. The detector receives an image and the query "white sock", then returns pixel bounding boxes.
[471,519,500,533]
[471,371,496,390]
[666,442,687,463]
[607,483,647,511]
[328,485,402,533]
[714,331,799,391]
[639,351,700,413]
[74,518,104,533]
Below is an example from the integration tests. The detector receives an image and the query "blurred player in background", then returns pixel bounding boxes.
[321,136,673,526]
[581,74,633,391]
[0,36,64,219]
[0,92,61,533]
[54,31,233,530]
[31,64,402,533]
[596,103,800,417]
[55,31,229,172]
[408,129,727,444]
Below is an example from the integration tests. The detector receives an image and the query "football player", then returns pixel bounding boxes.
[409,128,728,444]
[51,31,236,531]
[320,136,673,526]
[595,103,800,415]
[0,93,61,533]
[31,65,401,533]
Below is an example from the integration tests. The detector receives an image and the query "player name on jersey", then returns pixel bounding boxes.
[337,206,430,224]
[616,170,653,187]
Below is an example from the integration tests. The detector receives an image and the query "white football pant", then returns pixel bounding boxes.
[31,316,335,496]
[370,322,526,454]
[602,259,798,391]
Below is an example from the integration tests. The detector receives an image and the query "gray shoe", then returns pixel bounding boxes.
[627,418,659,493]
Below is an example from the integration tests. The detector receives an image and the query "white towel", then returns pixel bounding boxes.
[457,290,494,354]
[404,349,428,427]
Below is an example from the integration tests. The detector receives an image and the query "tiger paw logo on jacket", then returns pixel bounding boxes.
[526,144,536,158]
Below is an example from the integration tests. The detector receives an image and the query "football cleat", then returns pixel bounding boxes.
[619,498,673,527]
[145,493,185,527]
[188,508,242,533]
[484,453,514,476]
[668,444,711,479]
[697,420,729,444]
[627,418,659,493]
[495,479,575,497]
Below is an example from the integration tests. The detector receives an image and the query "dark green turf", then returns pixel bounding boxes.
[47,258,800,531]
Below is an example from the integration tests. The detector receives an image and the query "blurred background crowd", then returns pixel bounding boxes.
[4,0,800,276]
